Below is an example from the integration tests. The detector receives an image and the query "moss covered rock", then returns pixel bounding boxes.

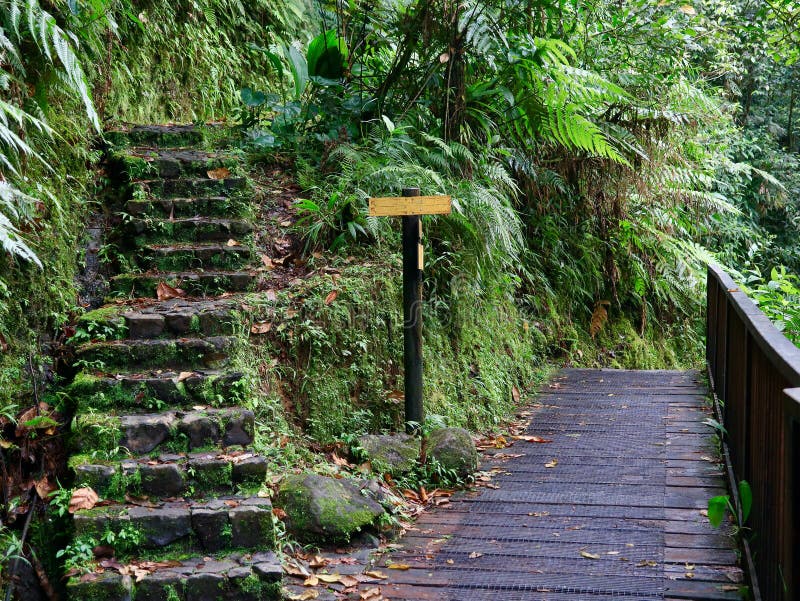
[427,427,478,477]
[276,473,384,544]
[358,433,420,475]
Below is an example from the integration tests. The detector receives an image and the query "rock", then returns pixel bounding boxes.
[221,408,254,447]
[179,412,220,449]
[232,455,267,484]
[139,463,185,497]
[73,463,116,494]
[128,506,191,547]
[276,474,385,543]
[165,311,193,334]
[229,498,274,548]
[427,427,478,477]
[358,433,420,475]
[135,571,183,601]
[125,313,165,338]
[185,572,225,601]
[191,507,230,552]
[67,572,131,601]
[120,413,177,454]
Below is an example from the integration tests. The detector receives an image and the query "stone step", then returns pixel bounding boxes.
[77,297,243,340]
[73,496,275,554]
[74,336,237,370]
[105,124,206,148]
[67,368,246,412]
[137,243,252,272]
[66,551,281,601]
[120,148,241,180]
[73,450,268,499]
[125,196,251,219]
[133,176,247,199]
[110,270,257,298]
[127,217,254,244]
[73,407,255,455]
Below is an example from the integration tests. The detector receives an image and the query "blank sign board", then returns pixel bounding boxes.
[368,195,452,217]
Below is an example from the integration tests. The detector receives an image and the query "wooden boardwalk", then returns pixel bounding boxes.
[379,369,744,600]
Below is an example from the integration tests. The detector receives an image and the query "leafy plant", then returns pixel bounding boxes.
[708,480,753,529]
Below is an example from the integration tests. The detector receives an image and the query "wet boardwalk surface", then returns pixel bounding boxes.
[379,369,744,600]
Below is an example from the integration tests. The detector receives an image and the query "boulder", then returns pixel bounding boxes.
[427,427,478,477]
[358,433,420,475]
[276,473,385,543]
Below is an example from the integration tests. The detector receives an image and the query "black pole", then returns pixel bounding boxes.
[402,187,423,433]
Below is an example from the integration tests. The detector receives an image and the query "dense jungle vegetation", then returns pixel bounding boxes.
[1,0,800,593]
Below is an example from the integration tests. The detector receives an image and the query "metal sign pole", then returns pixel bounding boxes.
[401,187,423,432]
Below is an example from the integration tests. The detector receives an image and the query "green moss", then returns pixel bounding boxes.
[71,413,123,455]
[193,461,233,490]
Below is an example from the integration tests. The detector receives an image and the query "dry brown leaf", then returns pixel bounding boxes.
[226,239,240,247]
[287,590,319,600]
[387,563,410,570]
[207,167,231,180]
[544,458,558,468]
[580,551,601,560]
[324,290,338,305]
[340,575,359,587]
[156,282,186,301]
[69,487,99,513]
[176,371,196,382]
[589,300,610,339]
[364,570,387,579]
[250,322,272,334]
[511,385,520,403]
[360,587,382,600]
[272,507,287,519]
[34,477,55,500]
[316,573,342,583]
[468,552,483,559]
[513,435,552,443]
[303,575,319,587]
[261,255,275,270]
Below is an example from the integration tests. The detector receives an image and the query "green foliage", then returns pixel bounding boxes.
[708,480,753,528]
[741,266,800,344]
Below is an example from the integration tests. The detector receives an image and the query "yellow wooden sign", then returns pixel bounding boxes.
[368,195,452,217]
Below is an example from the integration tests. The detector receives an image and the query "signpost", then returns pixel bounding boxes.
[369,188,452,432]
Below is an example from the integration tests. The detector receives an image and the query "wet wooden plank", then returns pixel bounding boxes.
[379,369,743,599]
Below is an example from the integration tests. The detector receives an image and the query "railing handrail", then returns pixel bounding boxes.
[708,262,800,386]
[707,262,800,601]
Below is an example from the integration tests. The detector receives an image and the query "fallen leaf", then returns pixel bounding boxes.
[360,587,382,600]
[720,585,739,591]
[261,255,275,270]
[679,4,696,15]
[364,570,387,579]
[226,239,240,247]
[156,282,186,300]
[340,575,359,587]
[272,508,287,519]
[287,590,319,600]
[544,459,558,468]
[513,435,552,443]
[250,322,272,334]
[580,551,601,560]
[445,559,454,565]
[468,552,483,559]
[34,477,55,500]
[316,573,342,583]
[324,290,338,305]
[176,371,196,382]
[265,289,277,302]
[207,167,231,180]
[511,386,520,403]
[303,575,319,586]
[69,487,99,513]
[387,563,410,570]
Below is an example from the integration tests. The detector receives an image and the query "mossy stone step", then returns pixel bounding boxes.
[67,369,245,412]
[73,407,255,455]
[74,336,238,370]
[110,270,257,298]
[116,148,241,180]
[137,243,252,271]
[73,451,268,499]
[77,297,243,340]
[66,551,281,601]
[105,124,206,148]
[74,496,275,553]
[128,217,254,244]
[134,176,247,199]
[126,196,251,219]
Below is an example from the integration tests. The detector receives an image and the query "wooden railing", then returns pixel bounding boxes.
[707,264,800,601]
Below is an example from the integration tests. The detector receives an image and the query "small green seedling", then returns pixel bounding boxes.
[708,480,752,528]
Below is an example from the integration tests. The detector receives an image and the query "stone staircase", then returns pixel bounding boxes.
[63,125,281,601]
